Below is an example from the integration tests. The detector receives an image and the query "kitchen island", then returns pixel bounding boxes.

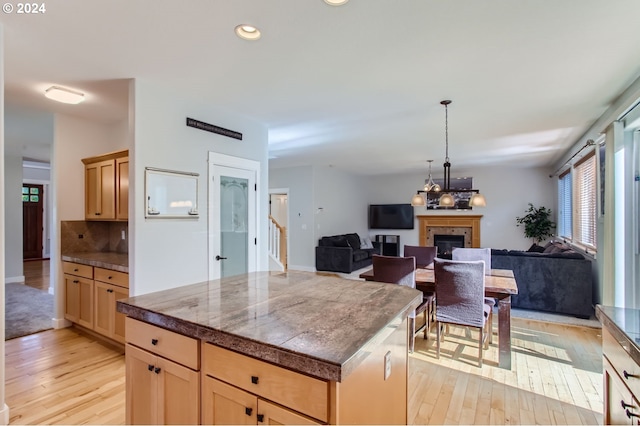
[117,270,422,425]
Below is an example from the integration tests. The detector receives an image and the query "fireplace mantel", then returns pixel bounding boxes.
[417,215,482,248]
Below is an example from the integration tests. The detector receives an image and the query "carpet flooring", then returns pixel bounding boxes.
[5,282,54,340]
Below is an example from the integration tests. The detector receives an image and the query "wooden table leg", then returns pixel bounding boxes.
[497,295,512,369]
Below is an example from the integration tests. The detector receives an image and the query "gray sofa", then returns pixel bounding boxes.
[491,244,594,318]
[315,233,381,273]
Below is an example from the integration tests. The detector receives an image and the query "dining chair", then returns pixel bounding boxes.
[433,258,493,367]
[403,245,437,339]
[451,247,495,342]
[372,254,429,352]
[403,245,437,267]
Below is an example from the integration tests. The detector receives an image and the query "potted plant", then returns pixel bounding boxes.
[516,203,556,244]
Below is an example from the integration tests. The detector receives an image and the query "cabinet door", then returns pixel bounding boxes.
[64,274,80,322]
[77,276,94,329]
[604,357,638,425]
[116,156,129,220]
[203,376,256,425]
[157,356,200,425]
[126,344,158,425]
[94,281,113,338]
[85,159,115,220]
[258,399,319,425]
[112,285,129,344]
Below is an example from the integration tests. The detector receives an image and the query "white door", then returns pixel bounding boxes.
[209,153,259,280]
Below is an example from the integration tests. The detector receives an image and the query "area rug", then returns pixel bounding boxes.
[5,282,54,340]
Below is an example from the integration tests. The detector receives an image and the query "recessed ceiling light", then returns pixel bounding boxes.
[235,24,261,41]
[44,86,85,104]
[324,0,349,5]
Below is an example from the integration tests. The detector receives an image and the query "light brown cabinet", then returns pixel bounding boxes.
[62,262,94,329]
[202,343,327,423]
[63,261,129,343]
[125,318,200,425]
[603,328,640,424]
[203,376,317,425]
[94,267,129,344]
[82,149,128,221]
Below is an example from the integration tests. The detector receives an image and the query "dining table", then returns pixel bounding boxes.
[359,264,519,369]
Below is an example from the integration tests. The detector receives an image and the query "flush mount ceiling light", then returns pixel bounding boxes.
[44,86,85,104]
[324,0,349,5]
[235,24,261,41]
[411,100,487,208]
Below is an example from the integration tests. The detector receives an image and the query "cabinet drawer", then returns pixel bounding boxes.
[202,343,328,422]
[125,317,199,370]
[62,261,93,279]
[95,267,129,288]
[603,328,640,398]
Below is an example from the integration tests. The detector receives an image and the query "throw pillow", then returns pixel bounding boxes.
[332,236,351,247]
[360,237,374,249]
[527,243,545,253]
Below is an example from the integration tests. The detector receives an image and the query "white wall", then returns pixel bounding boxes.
[131,80,269,296]
[270,163,555,270]
[3,152,23,282]
[269,166,315,270]
[364,166,556,251]
[51,114,126,321]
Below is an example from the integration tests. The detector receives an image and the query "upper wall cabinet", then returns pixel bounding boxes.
[82,149,129,221]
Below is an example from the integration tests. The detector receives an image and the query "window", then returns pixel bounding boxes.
[574,151,597,248]
[557,171,572,239]
[557,150,597,250]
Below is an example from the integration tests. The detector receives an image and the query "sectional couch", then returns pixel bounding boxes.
[491,242,594,318]
[315,233,382,273]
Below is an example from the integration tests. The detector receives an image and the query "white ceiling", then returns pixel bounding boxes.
[2,0,640,175]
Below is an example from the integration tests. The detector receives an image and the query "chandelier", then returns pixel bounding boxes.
[410,100,487,208]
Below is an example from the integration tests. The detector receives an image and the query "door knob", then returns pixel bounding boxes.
[215,255,227,261]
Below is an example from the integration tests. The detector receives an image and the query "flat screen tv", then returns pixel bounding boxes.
[368,204,414,229]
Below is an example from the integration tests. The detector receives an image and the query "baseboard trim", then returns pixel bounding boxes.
[287,265,315,272]
[0,403,9,425]
[52,318,71,329]
[5,275,25,284]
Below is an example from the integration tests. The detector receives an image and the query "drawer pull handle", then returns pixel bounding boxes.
[257,414,264,423]
[108,276,113,280]
[245,407,253,416]
[623,370,638,380]
[622,400,634,409]
[626,409,640,419]
[73,280,79,284]
[251,375,259,385]
[95,212,101,216]
[107,289,113,293]
[151,338,158,346]
[148,364,154,371]
[73,268,79,272]
[154,367,161,374]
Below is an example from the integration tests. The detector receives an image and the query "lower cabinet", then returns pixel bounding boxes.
[63,261,129,344]
[126,344,200,425]
[604,357,639,425]
[125,317,200,425]
[603,327,640,424]
[203,376,317,425]
[63,270,94,329]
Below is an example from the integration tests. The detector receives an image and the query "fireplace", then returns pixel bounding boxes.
[434,234,465,258]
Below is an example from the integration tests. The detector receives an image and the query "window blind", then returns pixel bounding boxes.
[558,171,572,239]
[573,151,596,248]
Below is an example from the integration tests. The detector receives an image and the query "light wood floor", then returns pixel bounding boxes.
[4,318,603,425]
[23,259,50,291]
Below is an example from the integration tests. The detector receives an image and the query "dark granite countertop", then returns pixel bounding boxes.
[596,305,640,366]
[62,252,129,273]
[117,270,422,382]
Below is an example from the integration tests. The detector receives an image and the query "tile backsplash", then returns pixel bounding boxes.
[61,220,128,254]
